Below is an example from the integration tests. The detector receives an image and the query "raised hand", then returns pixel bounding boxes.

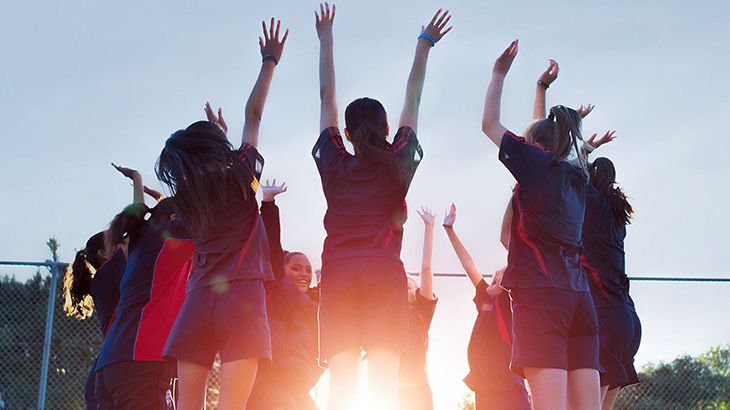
[261,179,288,202]
[420,8,453,46]
[442,203,457,228]
[205,102,228,134]
[111,163,139,179]
[587,130,617,149]
[143,185,165,202]
[315,2,335,41]
[576,104,595,118]
[493,39,518,77]
[416,206,436,226]
[259,18,289,64]
[538,59,559,87]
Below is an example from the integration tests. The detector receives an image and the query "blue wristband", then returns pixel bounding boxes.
[418,33,436,46]
[262,54,278,65]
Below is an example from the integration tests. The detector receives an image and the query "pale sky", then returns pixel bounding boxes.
[1,0,729,408]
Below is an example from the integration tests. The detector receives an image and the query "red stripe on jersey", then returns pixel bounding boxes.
[581,255,609,298]
[236,218,259,271]
[132,238,195,361]
[513,185,549,277]
[505,131,552,153]
[494,296,511,346]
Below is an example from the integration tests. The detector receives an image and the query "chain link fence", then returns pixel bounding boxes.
[1,259,728,409]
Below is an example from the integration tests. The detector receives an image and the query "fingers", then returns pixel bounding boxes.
[315,10,320,21]
[270,17,275,40]
[588,133,598,143]
[282,28,289,44]
[275,19,280,39]
[429,8,442,26]
[331,3,335,19]
[272,178,276,186]
[435,9,448,27]
[262,20,269,41]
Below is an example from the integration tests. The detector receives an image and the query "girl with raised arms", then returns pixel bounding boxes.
[247,179,322,410]
[482,40,602,410]
[156,19,287,410]
[442,204,531,410]
[312,3,451,409]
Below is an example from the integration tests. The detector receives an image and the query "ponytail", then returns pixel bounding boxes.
[105,202,151,255]
[350,122,392,165]
[526,105,588,176]
[63,232,104,319]
[590,157,633,225]
[345,97,393,165]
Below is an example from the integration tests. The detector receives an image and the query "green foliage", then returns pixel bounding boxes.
[615,345,730,410]
[0,271,102,410]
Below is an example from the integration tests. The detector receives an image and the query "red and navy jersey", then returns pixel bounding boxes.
[185,144,274,291]
[95,220,194,370]
[89,248,126,337]
[582,183,635,310]
[312,126,423,264]
[500,131,589,291]
[258,201,323,390]
[400,291,438,387]
[463,280,525,393]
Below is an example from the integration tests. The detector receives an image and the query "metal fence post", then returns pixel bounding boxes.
[37,260,58,410]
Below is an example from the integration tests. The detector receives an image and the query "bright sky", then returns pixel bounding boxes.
[2,0,729,408]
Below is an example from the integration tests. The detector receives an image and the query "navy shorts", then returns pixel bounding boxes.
[319,256,408,364]
[597,307,641,390]
[95,361,175,410]
[164,279,271,368]
[509,288,601,377]
[475,388,531,410]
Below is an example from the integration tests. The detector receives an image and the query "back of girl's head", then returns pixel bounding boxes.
[590,157,633,225]
[149,197,176,225]
[526,105,587,174]
[156,121,253,235]
[344,97,391,164]
[63,231,105,319]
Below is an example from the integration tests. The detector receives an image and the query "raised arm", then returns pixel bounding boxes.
[316,3,338,132]
[112,163,144,204]
[500,196,513,250]
[242,18,289,148]
[260,179,288,280]
[143,185,165,202]
[482,40,518,147]
[442,204,483,288]
[398,9,452,133]
[533,59,559,120]
[416,206,436,300]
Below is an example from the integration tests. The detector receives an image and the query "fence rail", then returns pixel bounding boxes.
[1,259,728,410]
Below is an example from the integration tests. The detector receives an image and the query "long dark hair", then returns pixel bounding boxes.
[105,198,176,254]
[156,121,255,235]
[345,98,392,165]
[526,105,587,175]
[63,232,105,319]
[590,157,633,225]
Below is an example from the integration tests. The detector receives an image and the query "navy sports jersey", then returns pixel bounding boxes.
[312,126,423,264]
[499,131,588,291]
[259,201,323,391]
[582,183,635,310]
[186,143,274,291]
[96,219,194,370]
[400,291,438,387]
[90,248,126,337]
[463,280,526,393]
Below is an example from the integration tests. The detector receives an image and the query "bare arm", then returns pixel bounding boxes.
[316,3,338,132]
[482,40,518,147]
[416,207,436,300]
[442,204,483,288]
[533,59,558,120]
[112,163,144,204]
[398,9,452,132]
[242,19,289,148]
[500,196,513,250]
[143,185,165,202]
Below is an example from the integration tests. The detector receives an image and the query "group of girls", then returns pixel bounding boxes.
[61,2,642,410]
